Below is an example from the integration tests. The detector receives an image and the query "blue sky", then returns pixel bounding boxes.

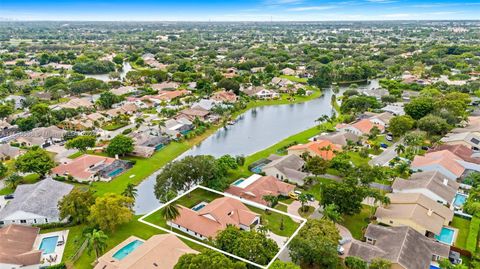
[1,0,480,21]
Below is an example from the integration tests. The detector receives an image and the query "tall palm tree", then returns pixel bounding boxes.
[298,193,308,213]
[5,173,23,189]
[162,202,180,231]
[86,229,109,263]
[395,144,406,155]
[322,204,343,223]
[122,183,137,200]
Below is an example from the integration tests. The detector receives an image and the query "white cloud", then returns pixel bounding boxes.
[366,0,397,3]
[288,5,336,11]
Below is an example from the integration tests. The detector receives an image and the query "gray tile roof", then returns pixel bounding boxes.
[0,178,73,221]
[348,224,450,269]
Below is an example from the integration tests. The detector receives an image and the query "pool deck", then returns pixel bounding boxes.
[34,230,69,267]
[436,226,459,246]
[97,236,145,266]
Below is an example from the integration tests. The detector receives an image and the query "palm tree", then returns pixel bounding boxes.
[322,204,343,223]
[257,225,269,235]
[5,173,23,189]
[162,202,180,231]
[86,229,109,263]
[395,144,406,155]
[298,193,309,213]
[122,183,137,200]
[262,195,279,208]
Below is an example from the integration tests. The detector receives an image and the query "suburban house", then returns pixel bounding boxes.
[0,225,42,269]
[451,116,480,134]
[55,97,93,110]
[169,197,260,240]
[314,131,360,147]
[0,143,22,160]
[262,154,308,186]
[429,144,480,166]
[375,193,454,236]
[281,67,295,76]
[348,224,450,269]
[110,86,136,96]
[241,86,280,99]
[52,154,132,182]
[287,139,342,160]
[211,90,237,103]
[336,118,385,136]
[225,174,295,206]
[151,82,180,91]
[4,95,25,110]
[381,103,405,116]
[440,132,480,151]
[176,107,210,122]
[392,171,460,206]
[411,150,480,180]
[14,136,47,148]
[363,112,394,127]
[0,178,73,226]
[163,118,193,137]
[131,132,170,152]
[94,234,197,269]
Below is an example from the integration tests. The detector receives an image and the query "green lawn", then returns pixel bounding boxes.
[303,177,337,202]
[340,205,372,240]
[0,187,13,195]
[275,203,288,212]
[279,75,308,83]
[247,205,300,237]
[451,216,470,249]
[176,188,222,208]
[67,151,84,159]
[298,205,315,218]
[101,122,128,131]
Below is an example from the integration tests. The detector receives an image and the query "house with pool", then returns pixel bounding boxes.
[392,171,460,206]
[226,174,295,206]
[51,154,132,182]
[0,224,42,269]
[0,178,73,226]
[94,234,197,269]
[375,193,454,240]
[169,197,260,240]
[347,224,451,269]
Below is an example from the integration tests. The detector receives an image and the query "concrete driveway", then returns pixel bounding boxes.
[369,139,403,166]
[287,200,320,222]
[336,224,353,258]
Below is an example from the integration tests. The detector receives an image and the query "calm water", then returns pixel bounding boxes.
[133,80,379,214]
[85,62,132,82]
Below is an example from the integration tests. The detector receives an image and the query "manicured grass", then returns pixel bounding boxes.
[278,196,295,205]
[298,205,315,218]
[303,177,336,202]
[67,151,84,159]
[176,188,222,208]
[466,216,480,254]
[0,187,13,195]
[451,216,471,249]
[247,206,300,237]
[275,203,288,212]
[346,151,370,166]
[340,205,372,240]
[23,173,40,184]
[101,122,128,131]
[279,75,308,83]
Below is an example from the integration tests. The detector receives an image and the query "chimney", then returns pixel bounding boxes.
[427,209,433,216]
[443,178,449,186]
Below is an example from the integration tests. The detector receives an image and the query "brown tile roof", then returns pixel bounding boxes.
[225,175,295,205]
[211,90,237,102]
[288,140,342,160]
[352,119,385,134]
[172,197,259,238]
[52,154,116,180]
[429,144,480,165]
[94,234,197,269]
[411,150,466,178]
[0,225,42,266]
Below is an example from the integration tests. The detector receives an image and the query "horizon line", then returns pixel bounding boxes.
[1,19,480,22]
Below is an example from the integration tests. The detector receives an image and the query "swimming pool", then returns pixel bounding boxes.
[192,202,207,211]
[107,168,124,178]
[250,164,265,174]
[430,265,441,269]
[453,193,467,208]
[435,227,455,245]
[232,179,245,186]
[39,236,59,255]
[112,240,144,260]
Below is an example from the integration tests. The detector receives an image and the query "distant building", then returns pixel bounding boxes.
[262,154,308,186]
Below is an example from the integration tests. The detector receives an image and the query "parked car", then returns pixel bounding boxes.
[289,191,299,200]
[305,193,315,202]
[4,194,14,200]
[386,133,393,141]
[380,143,388,149]
[337,245,345,255]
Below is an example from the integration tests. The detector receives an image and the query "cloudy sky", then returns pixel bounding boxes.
[1,0,480,21]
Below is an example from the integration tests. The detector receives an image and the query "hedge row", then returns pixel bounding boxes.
[466,216,480,253]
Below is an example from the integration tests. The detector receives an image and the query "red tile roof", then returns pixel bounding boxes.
[225,175,295,205]
[288,139,342,160]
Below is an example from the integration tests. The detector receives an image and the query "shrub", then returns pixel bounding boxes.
[466,216,480,253]
[45,262,67,269]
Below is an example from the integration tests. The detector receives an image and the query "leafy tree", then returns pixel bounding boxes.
[73,60,115,74]
[215,226,279,265]
[174,250,246,269]
[404,97,435,120]
[304,156,329,176]
[0,104,13,118]
[217,78,240,95]
[369,258,391,269]
[344,256,367,269]
[216,154,238,174]
[155,155,227,201]
[263,194,279,208]
[106,135,134,157]
[298,193,309,212]
[15,116,36,131]
[70,78,106,95]
[162,202,180,231]
[88,193,133,232]
[58,188,95,224]
[5,173,23,189]
[438,258,468,269]
[122,183,137,199]
[289,219,340,268]
[340,96,381,114]
[329,153,353,176]
[418,114,450,135]
[320,179,368,215]
[96,91,123,109]
[85,229,109,262]
[269,261,301,269]
[15,148,55,176]
[389,115,415,137]
[65,135,96,152]
[0,162,7,179]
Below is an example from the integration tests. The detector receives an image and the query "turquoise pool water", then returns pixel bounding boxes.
[39,236,59,254]
[454,193,467,207]
[250,164,266,174]
[233,179,245,186]
[112,240,143,260]
[435,227,455,245]
[192,202,207,211]
[107,168,124,178]
[430,265,440,269]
